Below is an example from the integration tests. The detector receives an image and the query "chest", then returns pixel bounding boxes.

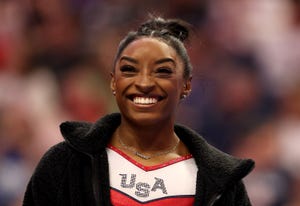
[107,147,198,206]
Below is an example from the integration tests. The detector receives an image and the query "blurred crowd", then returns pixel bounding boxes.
[0,0,300,205]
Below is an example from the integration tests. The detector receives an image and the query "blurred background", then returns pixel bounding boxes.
[0,0,300,205]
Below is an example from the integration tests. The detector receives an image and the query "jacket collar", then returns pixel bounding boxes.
[60,113,254,192]
[175,123,254,199]
[60,113,121,154]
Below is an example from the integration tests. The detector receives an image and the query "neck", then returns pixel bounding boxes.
[117,116,177,152]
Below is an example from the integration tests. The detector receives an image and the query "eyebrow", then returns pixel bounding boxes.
[119,56,176,66]
[119,56,138,64]
[155,58,176,66]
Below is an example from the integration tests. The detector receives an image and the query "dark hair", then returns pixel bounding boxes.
[113,17,193,79]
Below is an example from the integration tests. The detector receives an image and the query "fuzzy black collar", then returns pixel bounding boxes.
[60,113,254,192]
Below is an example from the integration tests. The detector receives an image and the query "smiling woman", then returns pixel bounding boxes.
[111,37,189,128]
[23,17,255,206]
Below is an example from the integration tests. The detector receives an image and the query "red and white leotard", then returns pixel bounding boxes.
[106,145,198,206]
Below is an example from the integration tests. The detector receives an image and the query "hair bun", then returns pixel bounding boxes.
[137,17,190,42]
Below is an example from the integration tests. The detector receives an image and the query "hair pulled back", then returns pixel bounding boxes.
[114,17,193,79]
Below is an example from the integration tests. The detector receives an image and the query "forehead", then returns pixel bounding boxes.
[120,37,179,62]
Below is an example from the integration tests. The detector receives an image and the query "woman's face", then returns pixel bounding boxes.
[111,37,191,126]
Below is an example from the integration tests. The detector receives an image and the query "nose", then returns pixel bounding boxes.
[135,73,155,93]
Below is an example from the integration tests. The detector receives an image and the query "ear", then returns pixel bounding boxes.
[181,76,192,99]
[110,72,116,94]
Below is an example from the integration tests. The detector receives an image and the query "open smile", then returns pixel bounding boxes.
[127,94,164,105]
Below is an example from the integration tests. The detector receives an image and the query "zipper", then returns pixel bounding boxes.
[65,141,101,206]
[207,193,222,206]
[90,155,101,206]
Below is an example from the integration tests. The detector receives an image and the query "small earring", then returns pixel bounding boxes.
[181,94,187,99]
[112,91,116,96]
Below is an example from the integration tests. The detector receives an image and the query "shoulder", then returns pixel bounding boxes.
[39,141,73,163]
[32,142,74,180]
[175,124,255,180]
[23,142,76,205]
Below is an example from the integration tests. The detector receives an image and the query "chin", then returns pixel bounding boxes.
[123,112,172,127]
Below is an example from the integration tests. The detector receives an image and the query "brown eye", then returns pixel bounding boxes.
[156,67,173,74]
[120,65,136,73]
[156,67,173,77]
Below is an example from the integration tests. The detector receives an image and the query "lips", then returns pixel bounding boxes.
[133,97,158,104]
[127,94,163,105]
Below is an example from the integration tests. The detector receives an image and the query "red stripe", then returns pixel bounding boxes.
[107,145,193,171]
[111,189,194,206]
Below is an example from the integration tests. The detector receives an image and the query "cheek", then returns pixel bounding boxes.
[165,79,185,98]
[114,76,131,91]
[174,74,186,89]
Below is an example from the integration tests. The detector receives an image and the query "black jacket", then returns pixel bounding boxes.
[23,113,255,206]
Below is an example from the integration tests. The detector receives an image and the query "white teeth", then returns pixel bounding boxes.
[133,97,158,105]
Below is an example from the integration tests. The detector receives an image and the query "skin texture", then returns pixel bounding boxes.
[110,37,191,165]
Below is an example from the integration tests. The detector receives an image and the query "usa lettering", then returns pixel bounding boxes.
[119,174,168,197]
